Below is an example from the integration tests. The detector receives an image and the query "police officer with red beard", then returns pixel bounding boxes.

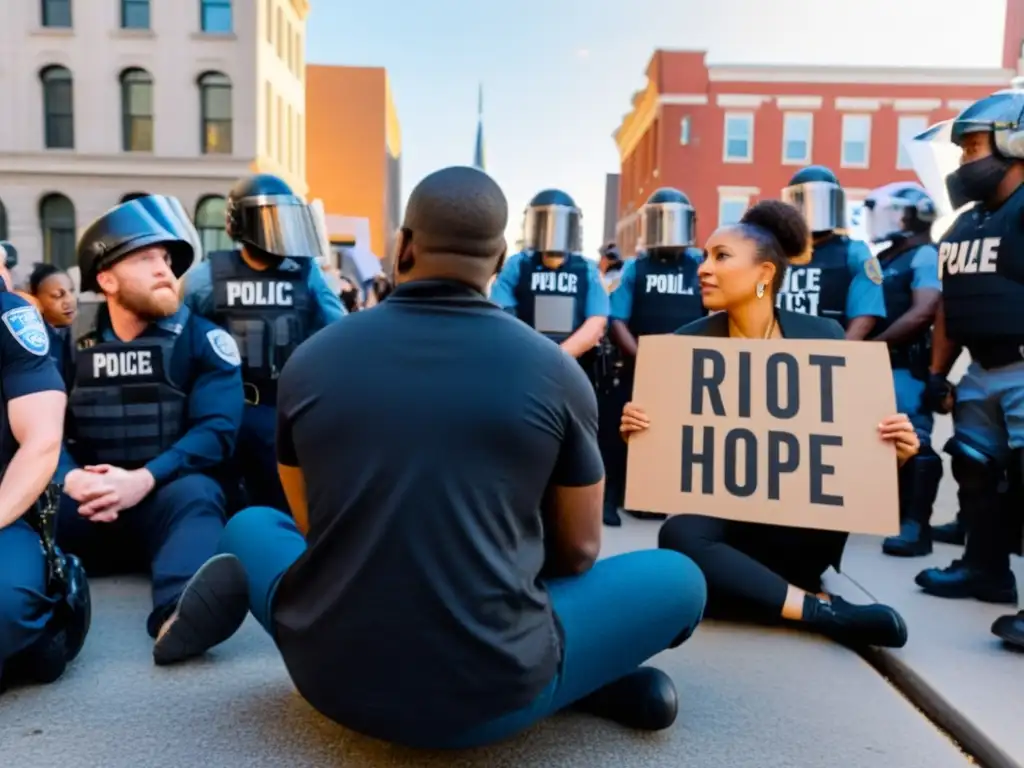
[54,195,249,666]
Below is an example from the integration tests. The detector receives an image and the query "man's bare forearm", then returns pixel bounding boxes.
[0,439,61,529]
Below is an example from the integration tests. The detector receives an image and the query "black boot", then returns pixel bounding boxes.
[991,610,1024,649]
[915,559,1018,603]
[573,667,678,730]
[603,503,622,527]
[802,595,908,648]
[0,627,69,691]
[883,452,942,557]
[931,515,965,546]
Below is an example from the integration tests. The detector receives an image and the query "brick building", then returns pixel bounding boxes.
[612,3,1024,254]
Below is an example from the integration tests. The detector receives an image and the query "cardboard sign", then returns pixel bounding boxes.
[625,334,899,535]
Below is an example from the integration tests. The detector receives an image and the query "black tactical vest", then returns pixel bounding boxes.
[628,249,704,336]
[68,317,188,469]
[208,250,312,386]
[870,243,931,371]
[940,189,1024,351]
[513,252,590,343]
[775,235,852,328]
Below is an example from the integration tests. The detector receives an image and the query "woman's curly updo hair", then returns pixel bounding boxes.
[737,200,812,296]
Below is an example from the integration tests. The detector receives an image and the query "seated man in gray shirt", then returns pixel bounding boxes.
[172,166,707,749]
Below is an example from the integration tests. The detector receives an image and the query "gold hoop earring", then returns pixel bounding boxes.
[756,282,766,299]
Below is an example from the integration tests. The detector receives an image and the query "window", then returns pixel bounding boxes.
[120,68,153,152]
[40,66,74,149]
[120,192,148,202]
[841,114,871,168]
[719,197,749,226]
[39,194,76,269]
[41,0,71,27]
[287,104,294,170]
[897,115,929,170]
[680,116,691,145]
[276,94,283,161]
[295,31,303,76]
[782,113,813,164]
[200,0,232,33]
[286,23,293,71]
[0,199,7,241]
[265,0,273,43]
[275,8,283,57]
[723,112,753,162]
[121,0,150,29]
[198,72,232,154]
[195,196,233,256]
[265,82,273,155]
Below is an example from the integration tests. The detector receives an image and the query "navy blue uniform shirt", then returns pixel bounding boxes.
[272,279,604,744]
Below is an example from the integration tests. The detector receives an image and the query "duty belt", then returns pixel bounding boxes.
[243,379,278,407]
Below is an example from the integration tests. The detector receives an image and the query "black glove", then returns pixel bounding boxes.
[921,372,953,414]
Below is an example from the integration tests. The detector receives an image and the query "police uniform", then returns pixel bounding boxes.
[0,293,89,690]
[181,174,345,513]
[604,188,707,526]
[780,166,887,334]
[863,183,944,557]
[57,194,245,645]
[909,90,1024,648]
[489,189,609,373]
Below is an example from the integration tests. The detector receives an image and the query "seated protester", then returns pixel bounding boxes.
[55,195,248,666]
[172,166,708,749]
[0,293,80,689]
[620,201,912,649]
[26,263,77,388]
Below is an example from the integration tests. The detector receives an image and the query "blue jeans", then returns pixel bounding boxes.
[219,506,707,748]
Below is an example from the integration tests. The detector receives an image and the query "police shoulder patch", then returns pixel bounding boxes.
[206,329,241,366]
[2,305,49,356]
[864,256,884,285]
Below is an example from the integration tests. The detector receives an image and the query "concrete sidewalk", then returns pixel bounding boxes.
[0,524,972,768]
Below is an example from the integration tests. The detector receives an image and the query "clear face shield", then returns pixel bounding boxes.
[905,120,972,239]
[780,181,846,232]
[236,195,326,260]
[522,204,582,254]
[639,202,696,250]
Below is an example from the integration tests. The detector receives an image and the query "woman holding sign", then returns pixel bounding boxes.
[621,200,915,649]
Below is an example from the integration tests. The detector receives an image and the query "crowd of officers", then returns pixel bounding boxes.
[1,88,1023,697]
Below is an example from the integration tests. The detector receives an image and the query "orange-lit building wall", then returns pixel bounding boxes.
[305,64,401,264]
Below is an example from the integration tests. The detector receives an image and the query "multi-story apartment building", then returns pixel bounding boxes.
[612,2,1024,253]
[0,0,309,285]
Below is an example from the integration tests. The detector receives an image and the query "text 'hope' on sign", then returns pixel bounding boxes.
[624,334,899,536]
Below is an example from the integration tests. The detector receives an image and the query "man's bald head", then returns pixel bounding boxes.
[402,166,508,259]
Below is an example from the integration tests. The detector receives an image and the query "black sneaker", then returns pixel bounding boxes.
[153,554,250,666]
[804,595,908,648]
[991,611,1024,650]
[573,667,678,731]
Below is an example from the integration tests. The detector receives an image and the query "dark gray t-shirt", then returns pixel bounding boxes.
[272,279,603,743]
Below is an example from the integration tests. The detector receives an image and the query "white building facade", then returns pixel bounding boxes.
[0,0,309,285]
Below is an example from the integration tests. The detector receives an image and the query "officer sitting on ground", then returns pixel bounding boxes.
[780,166,887,339]
[0,291,88,690]
[861,183,944,558]
[181,174,345,512]
[603,188,706,527]
[56,194,247,666]
[490,189,609,370]
[908,90,1024,649]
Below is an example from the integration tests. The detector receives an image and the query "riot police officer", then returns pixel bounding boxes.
[780,166,887,338]
[862,183,943,557]
[908,89,1024,649]
[603,188,706,526]
[181,174,345,512]
[0,291,89,690]
[490,189,609,370]
[57,194,248,665]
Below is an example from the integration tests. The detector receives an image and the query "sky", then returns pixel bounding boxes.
[305,0,1009,257]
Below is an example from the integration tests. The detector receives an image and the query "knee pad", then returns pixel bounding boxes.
[51,550,91,663]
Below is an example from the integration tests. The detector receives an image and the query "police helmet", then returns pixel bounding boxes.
[522,188,582,254]
[863,182,937,243]
[77,195,198,293]
[639,187,696,250]
[0,241,18,268]
[781,165,846,233]
[915,89,1024,160]
[226,173,324,259]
